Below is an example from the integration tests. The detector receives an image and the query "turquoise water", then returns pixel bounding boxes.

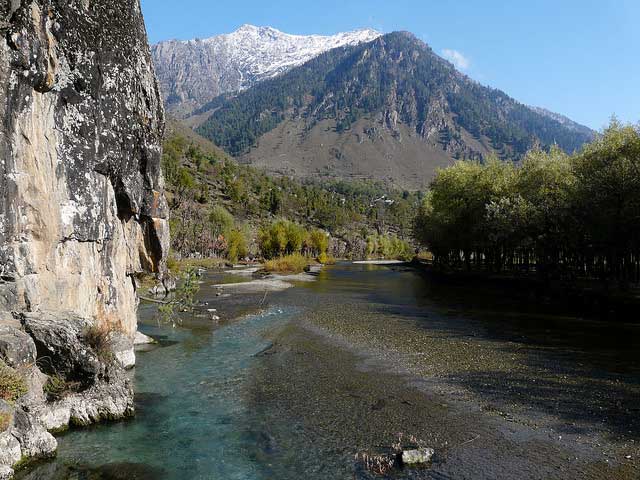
[20,296,295,480]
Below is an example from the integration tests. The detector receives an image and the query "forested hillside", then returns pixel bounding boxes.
[162,126,419,261]
[196,32,594,187]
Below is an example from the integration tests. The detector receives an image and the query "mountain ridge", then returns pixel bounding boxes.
[151,25,381,116]
[194,31,594,188]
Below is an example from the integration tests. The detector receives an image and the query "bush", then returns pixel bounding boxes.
[226,228,248,263]
[44,374,70,402]
[0,362,27,402]
[167,253,180,273]
[318,252,336,265]
[208,205,234,240]
[83,325,114,363]
[366,233,413,260]
[263,254,310,274]
[259,220,307,259]
[307,228,329,257]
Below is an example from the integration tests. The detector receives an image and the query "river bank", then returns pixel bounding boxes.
[17,262,640,479]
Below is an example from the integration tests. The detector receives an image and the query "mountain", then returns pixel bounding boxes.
[151,24,381,116]
[195,32,595,189]
[530,107,595,136]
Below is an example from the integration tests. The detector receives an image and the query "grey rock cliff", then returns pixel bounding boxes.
[0,0,168,475]
[0,0,169,334]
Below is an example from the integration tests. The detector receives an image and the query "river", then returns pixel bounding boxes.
[18,263,640,479]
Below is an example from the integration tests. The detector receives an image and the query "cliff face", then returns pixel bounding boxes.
[0,0,169,335]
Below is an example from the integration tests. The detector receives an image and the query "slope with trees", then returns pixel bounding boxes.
[414,120,640,288]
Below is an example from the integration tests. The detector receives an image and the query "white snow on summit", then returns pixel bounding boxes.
[195,24,381,83]
[152,25,381,115]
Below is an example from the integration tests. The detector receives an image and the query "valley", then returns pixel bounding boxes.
[1,3,638,480]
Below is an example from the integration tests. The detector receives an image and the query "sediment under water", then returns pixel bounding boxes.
[18,263,640,479]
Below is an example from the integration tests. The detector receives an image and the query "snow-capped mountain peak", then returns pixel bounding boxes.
[151,25,381,116]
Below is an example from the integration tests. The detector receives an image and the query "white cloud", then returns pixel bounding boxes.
[441,49,470,70]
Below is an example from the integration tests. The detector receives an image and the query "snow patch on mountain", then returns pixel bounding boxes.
[152,25,381,116]
[530,106,595,136]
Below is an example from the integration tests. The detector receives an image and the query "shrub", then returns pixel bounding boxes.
[307,228,329,257]
[83,325,114,363]
[0,362,27,402]
[158,267,201,326]
[208,205,234,240]
[226,228,248,263]
[259,220,307,259]
[318,252,336,265]
[259,221,288,258]
[263,254,310,274]
[365,233,413,260]
[167,253,180,273]
[44,374,69,402]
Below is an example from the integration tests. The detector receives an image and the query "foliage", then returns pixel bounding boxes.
[44,374,72,402]
[414,120,640,284]
[208,205,234,239]
[366,233,414,261]
[226,228,249,263]
[0,412,10,432]
[0,362,27,402]
[318,252,336,265]
[263,254,311,274]
[158,268,201,326]
[259,220,307,259]
[307,228,329,257]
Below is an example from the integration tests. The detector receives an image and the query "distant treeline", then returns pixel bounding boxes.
[414,121,640,286]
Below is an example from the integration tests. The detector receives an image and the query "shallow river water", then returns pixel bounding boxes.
[18,263,640,479]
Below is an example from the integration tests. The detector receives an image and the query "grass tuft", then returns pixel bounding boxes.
[263,254,311,274]
[317,252,336,265]
[83,325,114,363]
[0,411,11,431]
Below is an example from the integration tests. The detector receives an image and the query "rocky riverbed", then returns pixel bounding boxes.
[15,263,640,479]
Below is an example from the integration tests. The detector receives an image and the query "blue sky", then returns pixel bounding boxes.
[141,0,639,130]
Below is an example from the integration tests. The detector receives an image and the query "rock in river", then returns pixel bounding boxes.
[402,448,435,465]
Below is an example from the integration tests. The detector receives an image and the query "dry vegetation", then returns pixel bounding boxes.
[0,361,27,403]
[263,254,311,274]
[82,325,114,363]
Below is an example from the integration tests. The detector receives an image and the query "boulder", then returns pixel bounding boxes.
[0,431,21,468]
[31,402,71,433]
[67,373,134,426]
[10,409,56,460]
[402,448,435,465]
[134,331,156,345]
[0,466,13,480]
[20,312,102,381]
[0,325,37,368]
[19,366,48,405]
[109,332,136,370]
[149,276,177,297]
